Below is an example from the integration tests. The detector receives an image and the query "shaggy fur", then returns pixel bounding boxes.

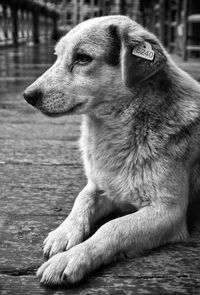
[23,15,200,286]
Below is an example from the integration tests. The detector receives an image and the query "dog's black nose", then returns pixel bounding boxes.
[23,88,42,107]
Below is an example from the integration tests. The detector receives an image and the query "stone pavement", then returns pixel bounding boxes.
[0,44,200,295]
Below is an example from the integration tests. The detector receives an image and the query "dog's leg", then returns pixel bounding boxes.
[37,200,188,285]
[43,181,117,257]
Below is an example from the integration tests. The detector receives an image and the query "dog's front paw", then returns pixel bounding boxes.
[43,216,90,258]
[37,244,91,285]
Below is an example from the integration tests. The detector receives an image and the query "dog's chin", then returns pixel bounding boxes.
[38,102,87,117]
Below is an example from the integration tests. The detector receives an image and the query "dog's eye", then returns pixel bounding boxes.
[75,53,93,65]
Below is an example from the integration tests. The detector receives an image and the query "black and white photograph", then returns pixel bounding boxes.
[0,0,200,294]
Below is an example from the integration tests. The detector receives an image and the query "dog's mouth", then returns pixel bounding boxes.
[66,102,85,114]
[41,102,86,117]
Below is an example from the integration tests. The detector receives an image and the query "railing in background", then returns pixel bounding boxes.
[0,0,59,47]
[140,0,200,61]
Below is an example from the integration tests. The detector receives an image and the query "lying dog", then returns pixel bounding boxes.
[23,15,200,286]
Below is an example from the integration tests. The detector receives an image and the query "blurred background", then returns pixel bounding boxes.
[0,0,200,60]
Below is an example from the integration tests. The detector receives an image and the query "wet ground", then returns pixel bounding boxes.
[0,43,200,294]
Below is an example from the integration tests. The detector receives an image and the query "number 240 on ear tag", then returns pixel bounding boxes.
[132,42,155,61]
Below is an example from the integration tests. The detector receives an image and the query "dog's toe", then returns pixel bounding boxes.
[43,241,51,258]
[37,260,51,280]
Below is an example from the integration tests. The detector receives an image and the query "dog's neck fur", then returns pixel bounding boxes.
[80,63,200,175]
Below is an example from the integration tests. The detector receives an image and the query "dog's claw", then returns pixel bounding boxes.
[43,236,48,245]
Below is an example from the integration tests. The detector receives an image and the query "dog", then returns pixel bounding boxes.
[23,15,200,286]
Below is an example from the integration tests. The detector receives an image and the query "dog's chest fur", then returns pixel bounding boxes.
[80,112,167,209]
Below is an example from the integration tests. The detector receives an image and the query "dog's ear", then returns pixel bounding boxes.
[121,25,167,87]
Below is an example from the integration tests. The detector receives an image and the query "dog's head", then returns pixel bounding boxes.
[23,16,167,116]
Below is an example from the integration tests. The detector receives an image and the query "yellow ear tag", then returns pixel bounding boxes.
[132,41,155,61]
